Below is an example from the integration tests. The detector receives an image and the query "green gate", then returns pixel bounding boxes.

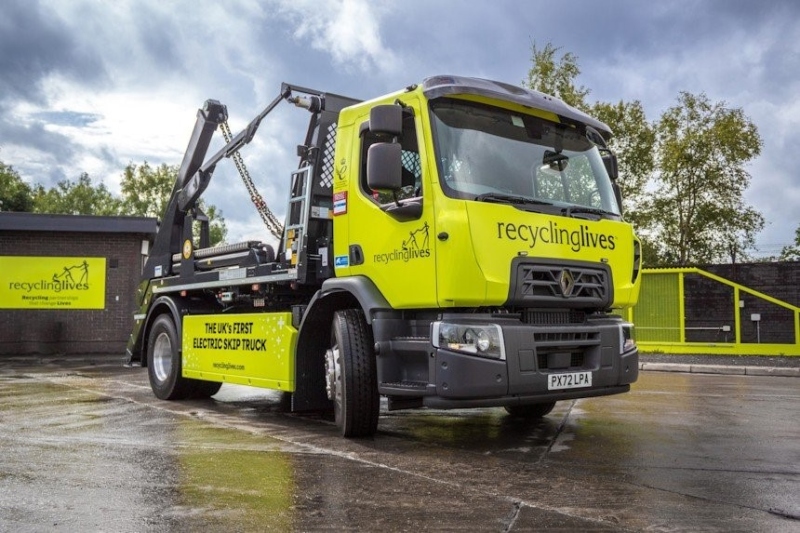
[623,268,800,356]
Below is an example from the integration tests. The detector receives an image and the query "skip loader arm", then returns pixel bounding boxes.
[141,84,329,282]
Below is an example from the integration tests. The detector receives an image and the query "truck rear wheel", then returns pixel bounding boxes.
[504,401,556,418]
[325,309,379,437]
[191,380,223,399]
[147,314,196,400]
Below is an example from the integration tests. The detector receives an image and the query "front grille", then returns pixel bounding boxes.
[533,330,598,344]
[521,266,604,298]
[509,262,611,308]
[532,328,600,371]
[523,309,586,325]
[538,352,585,370]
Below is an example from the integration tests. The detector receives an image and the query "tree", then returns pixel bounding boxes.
[523,42,765,266]
[589,100,655,217]
[32,173,123,215]
[523,42,656,218]
[0,161,34,212]
[199,203,228,248]
[640,92,763,265]
[0,157,228,246]
[524,42,590,110]
[120,161,228,246]
[780,225,800,261]
[119,162,175,218]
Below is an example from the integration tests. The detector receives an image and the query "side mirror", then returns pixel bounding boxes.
[369,105,403,136]
[367,142,402,191]
[602,151,618,180]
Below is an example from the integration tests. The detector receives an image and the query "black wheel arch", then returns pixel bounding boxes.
[314,276,392,326]
[292,276,391,412]
[139,294,217,367]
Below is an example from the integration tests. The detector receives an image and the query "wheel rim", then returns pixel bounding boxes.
[152,331,173,383]
[325,343,343,415]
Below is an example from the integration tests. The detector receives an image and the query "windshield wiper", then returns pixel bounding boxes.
[561,206,617,218]
[475,192,553,206]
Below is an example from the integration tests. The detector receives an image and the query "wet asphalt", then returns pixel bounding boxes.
[0,355,798,532]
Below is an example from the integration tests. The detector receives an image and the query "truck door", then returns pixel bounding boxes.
[344,99,437,309]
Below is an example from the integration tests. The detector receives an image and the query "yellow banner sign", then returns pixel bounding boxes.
[182,312,297,392]
[0,256,106,309]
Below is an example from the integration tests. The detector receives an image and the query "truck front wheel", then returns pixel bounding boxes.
[325,309,379,437]
[147,314,196,400]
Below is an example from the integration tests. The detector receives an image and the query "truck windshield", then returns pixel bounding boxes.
[429,99,621,216]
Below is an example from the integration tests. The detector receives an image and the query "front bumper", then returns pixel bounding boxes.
[424,315,637,409]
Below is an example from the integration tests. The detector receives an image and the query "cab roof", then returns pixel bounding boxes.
[421,75,612,139]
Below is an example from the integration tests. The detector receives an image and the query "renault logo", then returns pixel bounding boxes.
[559,269,575,297]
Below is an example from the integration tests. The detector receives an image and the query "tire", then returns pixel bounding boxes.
[191,380,222,399]
[504,401,557,419]
[325,309,379,437]
[146,314,196,400]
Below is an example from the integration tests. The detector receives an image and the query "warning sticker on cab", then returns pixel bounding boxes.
[333,191,347,215]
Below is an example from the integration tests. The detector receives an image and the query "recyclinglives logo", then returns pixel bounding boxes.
[496,220,616,252]
[373,222,432,265]
[13,260,91,293]
[0,256,106,309]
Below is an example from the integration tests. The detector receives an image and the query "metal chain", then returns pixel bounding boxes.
[219,121,284,240]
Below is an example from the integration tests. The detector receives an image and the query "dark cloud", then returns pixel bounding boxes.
[0,113,77,162]
[0,0,797,250]
[0,0,105,103]
[133,7,183,72]
[0,0,105,178]
[31,111,101,127]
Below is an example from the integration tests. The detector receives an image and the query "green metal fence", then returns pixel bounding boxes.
[623,268,800,356]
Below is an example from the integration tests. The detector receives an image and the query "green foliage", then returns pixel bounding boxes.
[0,158,227,246]
[198,203,228,248]
[32,173,123,215]
[524,42,590,110]
[0,162,34,212]
[119,161,227,247]
[589,100,655,216]
[779,225,800,261]
[120,162,176,218]
[642,92,763,265]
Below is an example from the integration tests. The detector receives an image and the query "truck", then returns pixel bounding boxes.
[126,75,642,437]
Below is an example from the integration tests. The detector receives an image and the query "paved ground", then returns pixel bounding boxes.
[0,354,798,532]
[639,353,800,368]
[639,353,800,378]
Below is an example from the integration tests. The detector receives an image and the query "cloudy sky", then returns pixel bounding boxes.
[2,0,799,256]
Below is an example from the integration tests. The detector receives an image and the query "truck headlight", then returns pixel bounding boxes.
[619,323,636,353]
[432,322,505,360]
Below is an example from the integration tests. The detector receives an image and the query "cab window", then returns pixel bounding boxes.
[359,110,421,204]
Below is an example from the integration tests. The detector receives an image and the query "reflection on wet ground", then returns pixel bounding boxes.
[0,359,798,532]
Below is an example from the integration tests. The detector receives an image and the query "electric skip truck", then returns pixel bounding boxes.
[126,75,641,437]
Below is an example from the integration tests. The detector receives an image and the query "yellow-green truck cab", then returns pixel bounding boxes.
[126,76,641,438]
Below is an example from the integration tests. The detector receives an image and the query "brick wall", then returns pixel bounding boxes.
[685,263,800,345]
[703,261,800,344]
[0,230,147,355]
[704,263,800,307]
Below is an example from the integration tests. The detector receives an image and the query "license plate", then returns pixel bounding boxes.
[548,371,592,390]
